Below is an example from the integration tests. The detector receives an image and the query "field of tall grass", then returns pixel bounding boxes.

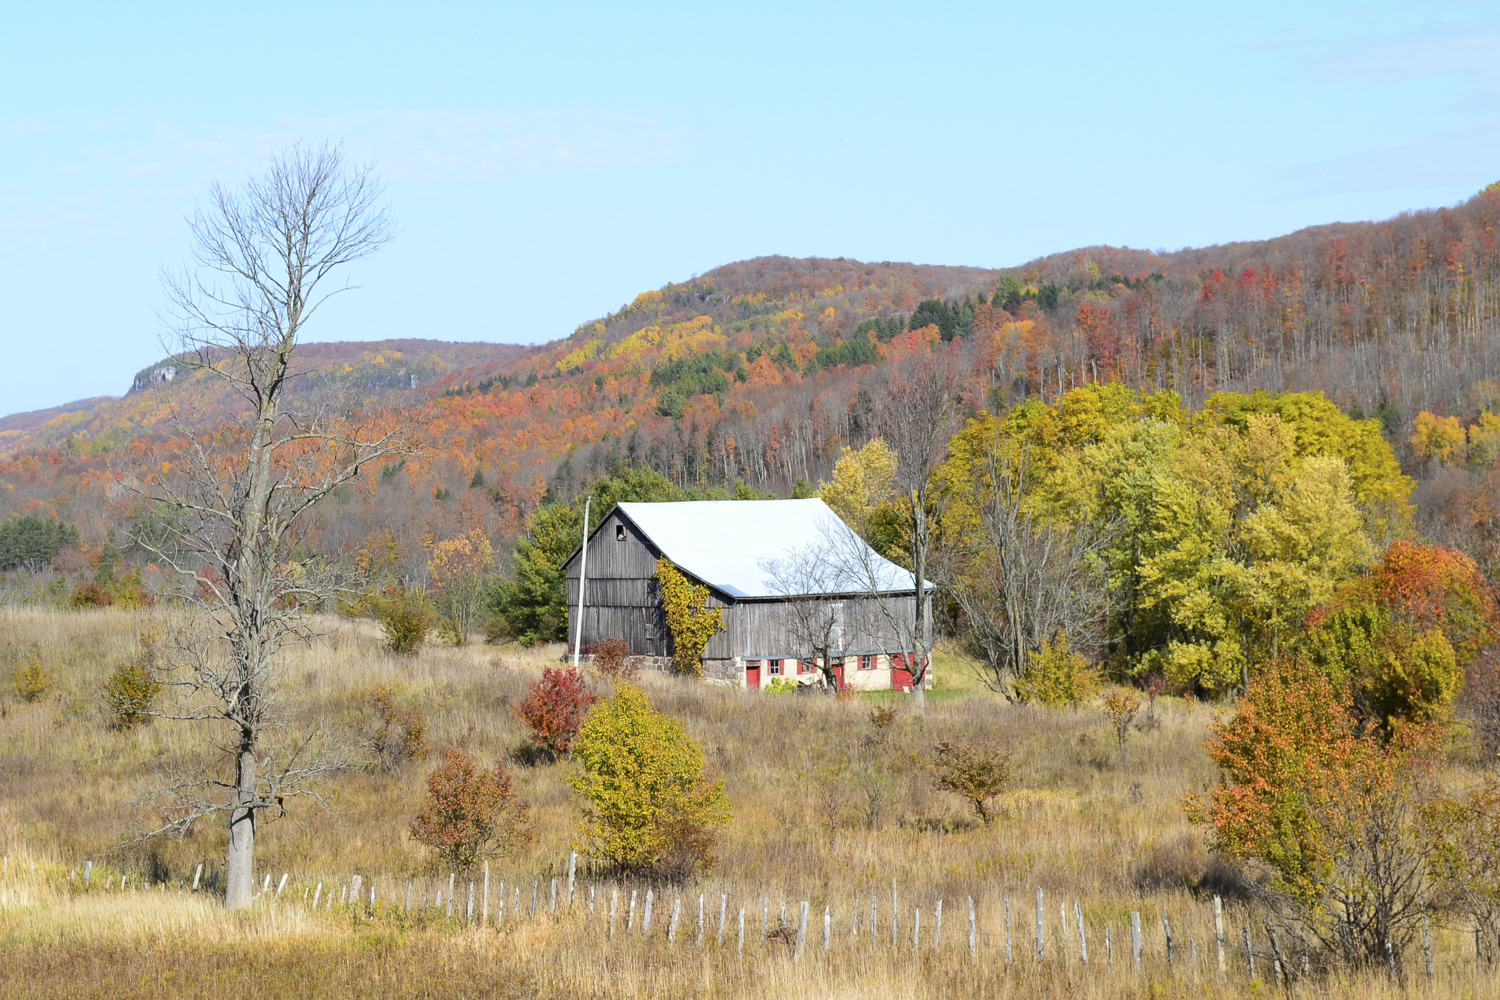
[1,606,1494,998]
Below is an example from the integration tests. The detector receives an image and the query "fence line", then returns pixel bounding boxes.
[3,851,1494,988]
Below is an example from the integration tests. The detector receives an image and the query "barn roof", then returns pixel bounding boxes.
[608,498,922,600]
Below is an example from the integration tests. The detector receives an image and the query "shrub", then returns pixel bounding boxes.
[13,655,53,703]
[1187,660,1442,971]
[586,637,641,679]
[102,629,162,730]
[409,748,532,874]
[511,667,597,760]
[569,682,730,879]
[1305,603,1462,730]
[933,738,1012,824]
[374,592,437,654]
[1014,635,1101,706]
[361,687,429,772]
[764,678,798,694]
[1102,689,1141,753]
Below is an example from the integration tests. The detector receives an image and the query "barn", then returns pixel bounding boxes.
[561,498,931,691]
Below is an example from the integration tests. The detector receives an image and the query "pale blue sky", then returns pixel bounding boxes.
[3,1,1499,415]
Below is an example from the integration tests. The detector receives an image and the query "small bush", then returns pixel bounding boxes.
[586,637,641,679]
[933,738,1012,824]
[1103,689,1141,753]
[374,592,437,654]
[511,667,597,760]
[13,655,53,703]
[361,687,429,772]
[1015,635,1101,706]
[102,629,162,730]
[764,678,798,695]
[569,682,730,879]
[409,748,532,874]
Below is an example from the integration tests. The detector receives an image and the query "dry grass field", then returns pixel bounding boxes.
[0,606,1494,998]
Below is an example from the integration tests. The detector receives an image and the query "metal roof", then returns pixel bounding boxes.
[612,498,922,600]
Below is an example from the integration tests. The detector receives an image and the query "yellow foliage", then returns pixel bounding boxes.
[1411,411,1466,466]
[654,558,722,677]
[818,439,897,532]
[1467,411,1500,467]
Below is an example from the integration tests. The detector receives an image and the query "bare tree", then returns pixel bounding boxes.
[131,144,408,909]
[761,541,862,696]
[878,356,962,709]
[763,517,930,700]
[937,441,1112,696]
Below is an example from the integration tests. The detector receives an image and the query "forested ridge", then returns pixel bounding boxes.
[3,184,1500,592]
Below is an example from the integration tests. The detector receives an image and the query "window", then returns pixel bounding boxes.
[768,659,782,676]
[859,654,874,671]
[615,524,626,541]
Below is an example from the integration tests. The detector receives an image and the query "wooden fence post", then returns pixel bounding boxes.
[1106,926,1112,969]
[1214,896,1226,978]
[482,863,489,924]
[1005,898,1013,964]
[627,889,636,934]
[668,897,680,944]
[824,905,830,951]
[871,897,878,946]
[1076,901,1088,968]
[718,893,727,945]
[738,908,745,955]
[1060,903,1069,965]
[550,878,557,915]
[643,888,654,936]
[190,863,199,891]
[697,894,705,947]
[312,883,322,909]
[1164,915,1174,968]
[796,900,808,959]
[1265,921,1285,989]
[969,897,976,955]
[1243,926,1254,979]
[589,884,596,918]
[1036,889,1044,962]
[467,881,474,921]
[1423,913,1434,982]
[610,888,620,939]
[498,881,506,925]
[914,907,920,949]
[1131,912,1143,971]
[277,873,288,899]
[567,851,576,908]
[935,899,943,950]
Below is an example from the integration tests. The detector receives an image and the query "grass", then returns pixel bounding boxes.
[0,606,1494,998]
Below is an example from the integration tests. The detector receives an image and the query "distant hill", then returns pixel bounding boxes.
[4,186,1499,575]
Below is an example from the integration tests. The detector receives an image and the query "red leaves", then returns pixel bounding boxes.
[511,667,598,759]
[409,748,530,872]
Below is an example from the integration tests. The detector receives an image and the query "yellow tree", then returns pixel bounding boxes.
[425,528,496,646]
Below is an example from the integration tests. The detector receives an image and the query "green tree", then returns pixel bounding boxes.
[489,469,685,644]
[569,683,729,878]
[0,515,80,572]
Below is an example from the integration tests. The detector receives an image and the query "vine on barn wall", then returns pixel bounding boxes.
[654,557,723,677]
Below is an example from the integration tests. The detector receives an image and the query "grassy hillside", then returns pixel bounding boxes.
[0,607,1493,998]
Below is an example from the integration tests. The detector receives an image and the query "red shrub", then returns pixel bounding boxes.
[586,637,641,679]
[511,667,598,759]
[409,748,531,873]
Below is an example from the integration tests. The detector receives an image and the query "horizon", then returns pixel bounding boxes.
[5,1,1500,415]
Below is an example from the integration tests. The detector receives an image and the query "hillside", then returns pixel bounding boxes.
[4,186,1500,573]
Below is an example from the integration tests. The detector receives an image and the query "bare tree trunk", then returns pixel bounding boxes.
[226,744,258,908]
[911,496,928,711]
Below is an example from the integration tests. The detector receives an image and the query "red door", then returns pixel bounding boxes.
[890,653,914,692]
[745,661,761,689]
[831,662,844,691]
